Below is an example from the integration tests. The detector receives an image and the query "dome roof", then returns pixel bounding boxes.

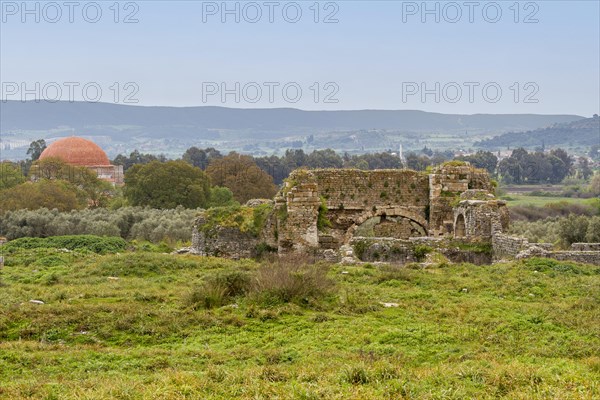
[39,137,111,167]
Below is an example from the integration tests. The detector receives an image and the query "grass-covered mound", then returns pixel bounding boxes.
[0,250,598,399]
[2,235,127,254]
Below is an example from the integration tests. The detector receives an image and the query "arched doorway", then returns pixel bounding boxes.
[454,214,466,238]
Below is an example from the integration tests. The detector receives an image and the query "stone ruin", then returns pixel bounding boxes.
[191,163,600,265]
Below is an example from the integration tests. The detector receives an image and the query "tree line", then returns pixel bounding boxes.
[1,140,597,214]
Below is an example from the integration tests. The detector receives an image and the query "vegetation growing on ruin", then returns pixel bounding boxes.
[317,196,332,231]
[0,248,598,399]
[442,160,468,167]
[449,240,494,255]
[412,244,433,261]
[199,203,274,237]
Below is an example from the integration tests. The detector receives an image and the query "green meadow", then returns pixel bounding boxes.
[0,245,598,399]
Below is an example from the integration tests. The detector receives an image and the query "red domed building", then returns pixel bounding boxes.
[39,137,123,185]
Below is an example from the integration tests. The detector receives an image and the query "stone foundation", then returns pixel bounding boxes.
[349,237,493,265]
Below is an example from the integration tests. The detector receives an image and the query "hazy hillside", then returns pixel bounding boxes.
[475,116,600,150]
[0,101,586,159]
[1,101,583,138]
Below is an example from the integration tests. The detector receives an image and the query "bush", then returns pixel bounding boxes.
[184,283,228,310]
[317,197,331,231]
[0,206,200,243]
[413,245,432,262]
[510,200,599,222]
[342,365,370,385]
[586,216,600,243]
[3,235,127,254]
[376,265,414,283]
[252,260,335,306]
[184,270,252,310]
[557,215,589,246]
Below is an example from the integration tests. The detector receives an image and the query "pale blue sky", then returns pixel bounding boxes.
[1,1,599,115]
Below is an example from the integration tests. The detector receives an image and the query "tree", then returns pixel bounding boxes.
[255,155,290,185]
[577,157,593,180]
[0,180,84,212]
[0,162,26,190]
[586,216,600,243]
[182,147,222,169]
[124,160,211,209]
[283,149,308,170]
[29,158,114,207]
[589,145,599,160]
[498,148,574,184]
[306,149,344,169]
[27,139,47,161]
[405,153,431,171]
[206,153,278,203]
[456,151,498,175]
[550,148,573,172]
[207,186,238,208]
[557,215,589,247]
[113,150,167,172]
[590,174,600,196]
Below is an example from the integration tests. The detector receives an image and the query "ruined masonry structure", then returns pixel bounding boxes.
[275,164,502,255]
[192,163,600,264]
[193,164,511,260]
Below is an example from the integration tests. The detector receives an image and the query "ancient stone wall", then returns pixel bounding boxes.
[547,251,600,265]
[492,233,530,259]
[570,243,600,251]
[192,224,259,259]
[313,169,430,211]
[276,165,494,253]
[428,165,493,237]
[491,233,600,265]
[454,195,509,239]
[192,202,277,259]
[349,237,493,265]
[275,181,320,254]
[276,168,434,254]
[193,164,511,261]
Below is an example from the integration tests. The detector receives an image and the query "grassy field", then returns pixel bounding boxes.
[0,248,599,399]
[501,194,596,208]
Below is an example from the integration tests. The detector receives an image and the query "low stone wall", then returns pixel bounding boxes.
[547,251,600,265]
[191,204,277,259]
[350,237,493,265]
[570,243,600,251]
[492,234,600,265]
[192,225,259,259]
[492,233,529,259]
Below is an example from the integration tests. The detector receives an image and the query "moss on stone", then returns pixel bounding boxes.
[200,203,273,237]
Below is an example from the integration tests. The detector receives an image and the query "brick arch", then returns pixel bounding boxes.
[344,207,428,241]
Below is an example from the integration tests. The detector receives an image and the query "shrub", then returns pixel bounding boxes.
[3,235,127,254]
[0,206,200,243]
[586,216,600,243]
[557,215,589,246]
[413,245,433,262]
[254,242,277,258]
[376,265,414,283]
[353,240,369,260]
[317,197,331,231]
[184,283,228,310]
[184,270,252,310]
[252,260,335,306]
[342,365,370,385]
